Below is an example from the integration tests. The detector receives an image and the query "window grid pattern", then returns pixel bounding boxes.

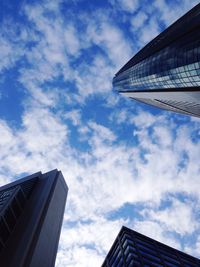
[102,227,200,267]
[0,177,38,252]
[116,3,200,75]
[113,30,200,92]
[0,188,17,212]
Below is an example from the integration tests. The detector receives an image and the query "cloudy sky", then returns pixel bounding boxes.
[1,0,200,266]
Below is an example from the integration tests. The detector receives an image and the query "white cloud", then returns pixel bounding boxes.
[88,121,117,143]
[110,109,129,124]
[19,3,133,102]
[110,0,139,13]
[185,235,200,258]
[152,125,173,147]
[133,220,181,249]
[138,15,160,45]
[121,0,139,12]
[64,25,81,56]
[20,106,68,153]
[131,11,148,29]
[153,0,199,27]
[56,217,126,267]
[56,246,103,267]
[63,109,82,126]
[0,107,69,175]
[131,109,161,128]
[0,36,15,71]
[23,3,70,73]
[0,120,16,150]
[86,17,132,68]
[142,198,198,235]
[74,55,114,98]
[0,28,27,73]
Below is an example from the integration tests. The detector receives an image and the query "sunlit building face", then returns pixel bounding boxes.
[113,3,200,117]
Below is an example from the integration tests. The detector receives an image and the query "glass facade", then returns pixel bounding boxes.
[113,3,200,117]
[114,40,200,91]
[102,226,200,267]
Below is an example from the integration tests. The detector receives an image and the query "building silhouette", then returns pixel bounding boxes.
[113,3,200,117]
[102,226,200,267]
[0,169,68,267]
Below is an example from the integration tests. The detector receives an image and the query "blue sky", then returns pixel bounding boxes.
[1,0,200,266]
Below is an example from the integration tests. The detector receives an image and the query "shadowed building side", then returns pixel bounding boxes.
[0,169,68,267]
[102,226,200,267]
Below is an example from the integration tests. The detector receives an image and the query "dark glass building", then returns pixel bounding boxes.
[102,226,200,267]
[113,3,200,117]
[0,169,68,267]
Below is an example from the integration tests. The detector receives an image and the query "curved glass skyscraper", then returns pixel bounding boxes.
[113,3,200,117]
